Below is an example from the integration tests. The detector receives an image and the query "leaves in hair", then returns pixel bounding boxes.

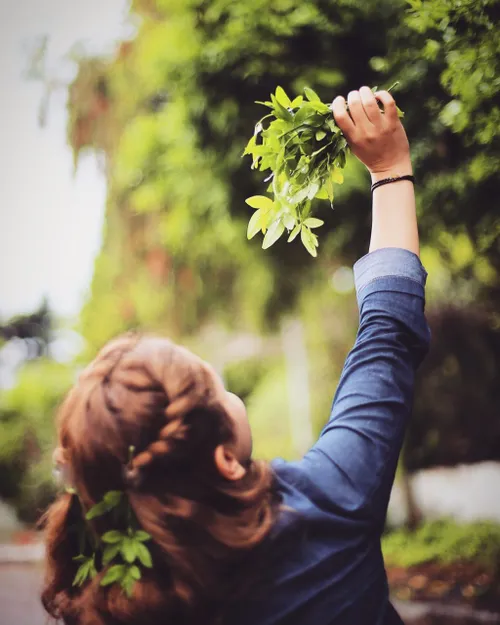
[72,554,97,586]
[243,83,404,256]
[73,485,153,598]
[85,490,123,520]
[100,529,152,597]
[100,528,152,597]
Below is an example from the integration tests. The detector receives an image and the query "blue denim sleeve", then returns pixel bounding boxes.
[298,247,431,530]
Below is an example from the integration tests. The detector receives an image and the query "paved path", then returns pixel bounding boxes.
[0,563,46,625]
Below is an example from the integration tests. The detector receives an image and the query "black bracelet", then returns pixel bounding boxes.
[371,174,415,193]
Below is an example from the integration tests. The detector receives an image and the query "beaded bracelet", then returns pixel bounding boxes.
[371,174,415,193]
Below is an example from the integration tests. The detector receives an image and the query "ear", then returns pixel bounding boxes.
[214,445,246,481]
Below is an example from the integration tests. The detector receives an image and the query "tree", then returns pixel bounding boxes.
[0,300,51,359]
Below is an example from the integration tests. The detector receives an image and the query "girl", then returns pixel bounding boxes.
[43,87,429,625]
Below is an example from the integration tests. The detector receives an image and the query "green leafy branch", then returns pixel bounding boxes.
[100,528,152,597]
[243,84,403,256]
[72,449,153,597]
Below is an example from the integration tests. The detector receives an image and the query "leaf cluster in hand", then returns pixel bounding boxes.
[243,84,403,256]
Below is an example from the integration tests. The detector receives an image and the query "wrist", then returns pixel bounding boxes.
[370,160,413,183]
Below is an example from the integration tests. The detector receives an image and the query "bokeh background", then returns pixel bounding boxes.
[0,1,499,623]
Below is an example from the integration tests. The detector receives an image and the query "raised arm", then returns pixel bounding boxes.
[295,87,430,531]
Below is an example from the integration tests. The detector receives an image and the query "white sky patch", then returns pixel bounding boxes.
[0,0,133,321]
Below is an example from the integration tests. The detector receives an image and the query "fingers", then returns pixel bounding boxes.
[332,95,355,139]
[359,86,382,125]
[374,90,398,125]
[347,90,370,130]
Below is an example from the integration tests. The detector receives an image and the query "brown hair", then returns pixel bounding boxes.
[41,334,281,625]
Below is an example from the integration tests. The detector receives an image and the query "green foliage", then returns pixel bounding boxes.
[58,0,500,496]
[70,0,411,349]
[378,0,500,298]
[405,306,500,471]
[243,85,347,256]
[243,84,404,255]
[0,359,74,521]
[85,490,123,520]
[73,485,153,598]
[382,519,500,569]
[245,363,294,460]
[72,554,98,586]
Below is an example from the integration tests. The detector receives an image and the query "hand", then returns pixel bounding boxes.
[332,87,412,180]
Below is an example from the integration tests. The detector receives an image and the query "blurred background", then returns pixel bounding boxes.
[0,0,499,623]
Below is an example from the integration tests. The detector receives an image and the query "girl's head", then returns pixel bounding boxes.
[42,334,279,625]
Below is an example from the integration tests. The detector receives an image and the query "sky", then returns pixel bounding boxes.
[0,0,133,321]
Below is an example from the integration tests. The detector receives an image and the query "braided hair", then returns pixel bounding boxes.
[41,334,280,625]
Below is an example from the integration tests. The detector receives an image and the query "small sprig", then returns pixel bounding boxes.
[72,554,97,587]
[100,529,152,597]
[72,447,153,597]
[243,84,403,256]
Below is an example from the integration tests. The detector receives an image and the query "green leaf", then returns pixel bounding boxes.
[325,177,335,203]
[275,86,292,108]
[128,565,141,580]
[289,186,309,205]
[101,564,126,586]
[103,491,123,508]
[315,130,326,141]
[243,134,257,155]
[136,542,153,568]
[308,101,330,114]
[262,219,285,249]
[73,563,88,586]
[122,576,135,598]
[304,86,321,102]
[73,554,87,563]
[121,538,138,564]
[86,501,107,520]
[245,195,274,211]
[290,95,303,107]
[331,168,344,184]
[294,104,316,125]
[134,531,151,542]
[247,209,264,239]
[303,218,324,229]
[103,543,121,565]
[306,181,320,200]
[271,95,293,122]
[102,530,125,544]
[336,150,347,169]
[282,212,295,230]
[287,224,301,242]
[315,186,329,200]
[301,227,318,257]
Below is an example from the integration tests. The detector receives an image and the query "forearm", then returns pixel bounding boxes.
[369,162,419,257]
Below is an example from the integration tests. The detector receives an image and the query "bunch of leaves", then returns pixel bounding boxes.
[72,475,153,597]
[243,84,402,256]
[99,528,152,597]
[243,86,344,257]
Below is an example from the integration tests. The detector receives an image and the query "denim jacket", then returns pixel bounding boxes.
[228,248,431,625]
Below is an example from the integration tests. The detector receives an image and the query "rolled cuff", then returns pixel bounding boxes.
[354,247,427,298]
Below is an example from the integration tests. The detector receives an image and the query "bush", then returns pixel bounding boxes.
[382,519,500,570]
[0,359,75,523]
[405,306,500,471]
